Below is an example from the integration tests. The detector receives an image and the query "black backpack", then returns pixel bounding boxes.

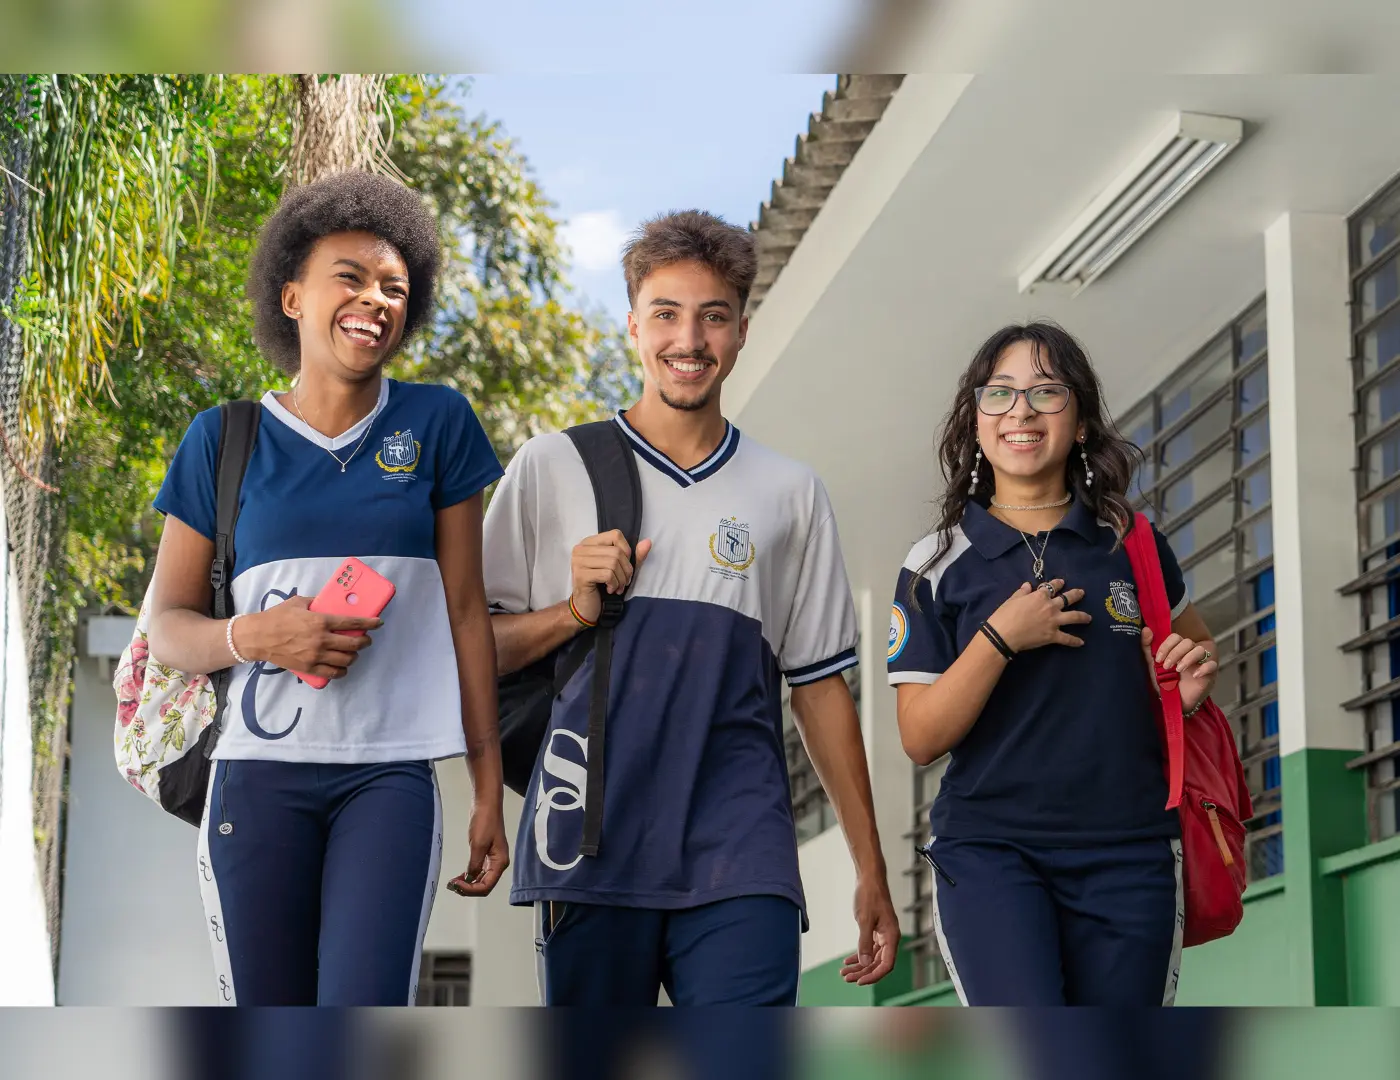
[496,420,642,858]
[120,400,260,826]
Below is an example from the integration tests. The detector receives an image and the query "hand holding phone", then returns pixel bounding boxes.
[290,559,396,689]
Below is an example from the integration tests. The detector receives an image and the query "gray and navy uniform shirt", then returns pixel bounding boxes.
[483,412,859,924]
[155,379,503,764]
[888,499,1190,844]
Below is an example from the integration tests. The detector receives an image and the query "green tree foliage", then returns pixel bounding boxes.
[8,74,222,452]
[54,76,288,629]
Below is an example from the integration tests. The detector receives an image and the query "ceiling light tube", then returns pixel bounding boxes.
[1018,111,1246,295]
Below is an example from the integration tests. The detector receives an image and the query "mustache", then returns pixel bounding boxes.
[658,349,717,364]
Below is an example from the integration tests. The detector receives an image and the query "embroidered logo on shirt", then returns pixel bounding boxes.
[888,602,910,661]
[377,429,420,480]
[1105,580,1143,634]
[709,516,757,581]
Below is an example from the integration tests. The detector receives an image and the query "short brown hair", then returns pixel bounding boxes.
[621,210,758,311]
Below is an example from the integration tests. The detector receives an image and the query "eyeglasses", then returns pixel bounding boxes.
[974,383,1072,416]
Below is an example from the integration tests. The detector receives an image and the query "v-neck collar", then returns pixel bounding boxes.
[614,410,742,488]
[262,378,390,452]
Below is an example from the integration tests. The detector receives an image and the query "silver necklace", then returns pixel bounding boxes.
[991,492,1072,512]
[1020,530,1052,582]
[291,381,379,474]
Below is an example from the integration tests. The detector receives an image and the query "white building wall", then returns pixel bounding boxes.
[0,503,54,1005]
[58,647,213,1004]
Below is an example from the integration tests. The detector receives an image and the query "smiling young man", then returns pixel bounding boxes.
[482,210,900,1006]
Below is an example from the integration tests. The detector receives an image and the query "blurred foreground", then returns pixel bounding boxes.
[2,1008,1398,1080]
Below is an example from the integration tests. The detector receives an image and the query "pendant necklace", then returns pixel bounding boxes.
[292,381,379,473]
[1020,530,1052,583]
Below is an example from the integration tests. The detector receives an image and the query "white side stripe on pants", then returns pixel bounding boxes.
[927,838,969,1006]
[405,767,445,1006]
[197,766,236,1006]
[1162,838,1185,1006]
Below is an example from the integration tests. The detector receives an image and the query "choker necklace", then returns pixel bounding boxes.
[990,493,1072,512]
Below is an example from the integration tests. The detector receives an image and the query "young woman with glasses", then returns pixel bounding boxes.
[886,322,1219,1006]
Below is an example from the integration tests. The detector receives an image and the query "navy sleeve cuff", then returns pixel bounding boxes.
[151,496,215,542]
[786,647,858,686]
[433,460,506,511]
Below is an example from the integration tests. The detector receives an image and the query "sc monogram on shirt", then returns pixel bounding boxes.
[534,728,588,871]
[1105,580,1144,635]
[709,515,757,581]
[376,429,420,483]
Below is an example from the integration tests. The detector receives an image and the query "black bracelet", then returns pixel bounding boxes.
[979,621,1015,661]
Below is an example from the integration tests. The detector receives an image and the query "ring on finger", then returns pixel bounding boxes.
[1038,581,1056,594]
[1200,649,1213,663]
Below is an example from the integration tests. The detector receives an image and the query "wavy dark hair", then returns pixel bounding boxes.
[910,321,1144,595]
[247,169,441,373]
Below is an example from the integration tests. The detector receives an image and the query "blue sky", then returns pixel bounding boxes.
[456,76,838,325]
[416,1,862,73]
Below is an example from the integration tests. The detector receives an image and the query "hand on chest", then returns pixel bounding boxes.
[962,542,1145,650]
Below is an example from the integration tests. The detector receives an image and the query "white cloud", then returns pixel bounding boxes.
[559,210,631,274]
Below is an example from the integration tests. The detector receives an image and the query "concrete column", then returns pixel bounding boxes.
[1266,212,1365,760]
[1264,211,1368,1004]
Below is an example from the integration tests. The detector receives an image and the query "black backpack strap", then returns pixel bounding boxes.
[204,400,261,758]
[562,419,643,857]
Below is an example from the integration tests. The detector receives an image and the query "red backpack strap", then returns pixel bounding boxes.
[1124,512,1184,811]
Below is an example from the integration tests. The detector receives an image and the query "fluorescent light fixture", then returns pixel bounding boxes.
[1018,111,1245,295]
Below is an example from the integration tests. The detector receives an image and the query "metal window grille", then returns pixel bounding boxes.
[905,760,951,991]
[415,951,472,1007]
[1344,173,1400,841]
[782,636,861,844]
[1120,297,1281,880]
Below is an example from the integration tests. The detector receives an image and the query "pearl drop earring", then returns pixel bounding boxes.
[969,443,982,495]
[1081,441,1094,488]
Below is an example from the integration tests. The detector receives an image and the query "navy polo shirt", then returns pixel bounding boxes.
[887,499,1189,845]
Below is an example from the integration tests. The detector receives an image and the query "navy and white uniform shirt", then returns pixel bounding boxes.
[888,499,1189,845]
[154,379,504,763]
[483,413,859,922]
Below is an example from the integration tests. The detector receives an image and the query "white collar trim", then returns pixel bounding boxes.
[261,378,390,451]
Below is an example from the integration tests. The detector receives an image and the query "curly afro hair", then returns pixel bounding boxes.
[247,170,441,372]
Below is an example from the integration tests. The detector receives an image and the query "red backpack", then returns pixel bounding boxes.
[1125,513,1253,948]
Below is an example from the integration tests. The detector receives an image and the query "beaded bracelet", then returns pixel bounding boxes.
[226,615,249,665]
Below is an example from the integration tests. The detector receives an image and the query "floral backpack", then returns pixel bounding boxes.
[113,401,260,826]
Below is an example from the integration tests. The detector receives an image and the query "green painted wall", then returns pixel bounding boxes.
[1328,840,1400,1005]
[797,937,916,1005]
[1175,882,1292,1005]
[1279,748,1367,1005]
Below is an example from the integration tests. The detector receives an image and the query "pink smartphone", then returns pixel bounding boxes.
[291,558,396,689]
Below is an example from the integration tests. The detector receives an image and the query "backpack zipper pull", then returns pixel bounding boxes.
[1201,800,1233,866]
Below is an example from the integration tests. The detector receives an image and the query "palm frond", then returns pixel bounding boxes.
[17,74,220,451]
